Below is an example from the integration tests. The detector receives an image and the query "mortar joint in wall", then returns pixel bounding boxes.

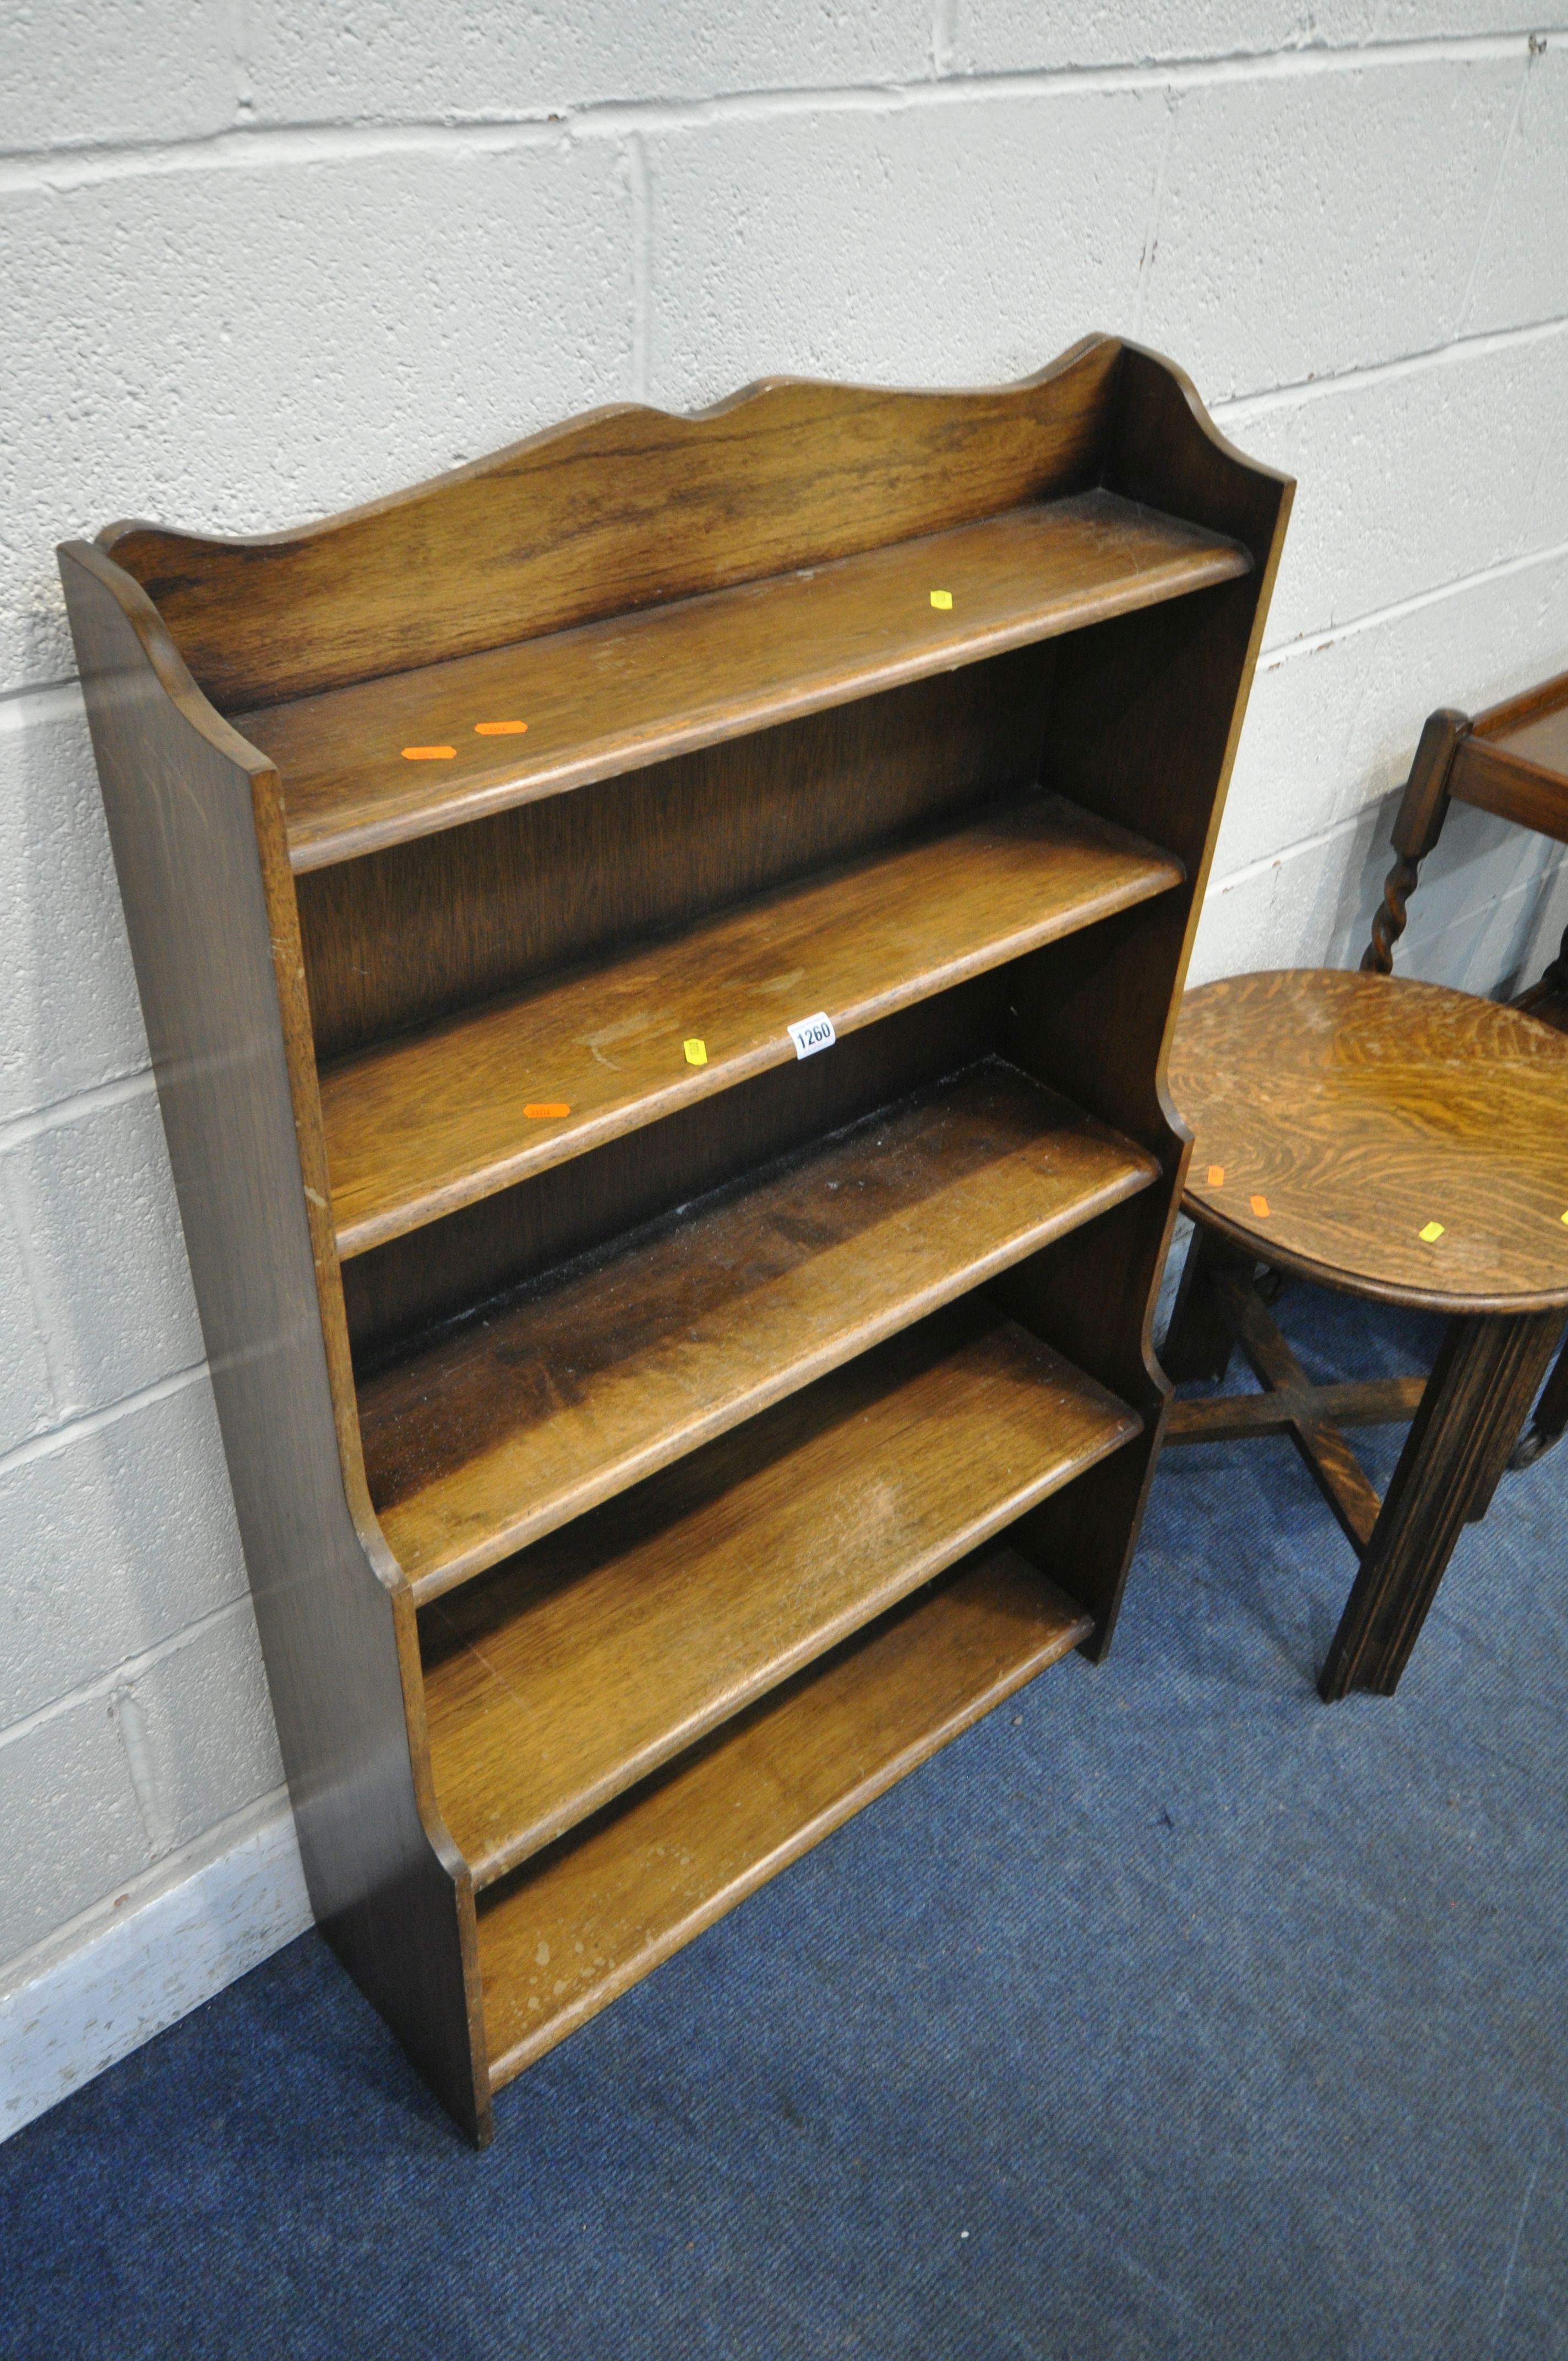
[0,1591,253,1760]
[107,1679,175,1862]
[0,1784,294,2005]
[931,0,956,79]
[8,32,1567,193]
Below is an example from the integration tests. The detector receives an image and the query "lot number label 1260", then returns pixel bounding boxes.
[788,1011,837,1060]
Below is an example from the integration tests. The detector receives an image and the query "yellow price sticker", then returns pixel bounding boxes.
[1419,1221,1445,1243]
[684,1038,708,1067]
[929,589,953,611]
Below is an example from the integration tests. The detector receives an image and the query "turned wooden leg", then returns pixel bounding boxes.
[1162,1223,1249,1384]
[1511,1329,1568,1470]
[1358,708,1466,975]
[1513,920,1568,1029]
[1543,917,1568,1002]
[1360,849,1426,976]
[1319,1309,1566,1702]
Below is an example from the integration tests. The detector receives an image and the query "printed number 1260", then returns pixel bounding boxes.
[788,1011,836,1060]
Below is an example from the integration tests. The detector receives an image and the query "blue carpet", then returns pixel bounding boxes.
[2,1282,1565,2360]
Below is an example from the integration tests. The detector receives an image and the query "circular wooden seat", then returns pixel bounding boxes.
[1169,970,1568,1314]
[1163,969,1568,1702]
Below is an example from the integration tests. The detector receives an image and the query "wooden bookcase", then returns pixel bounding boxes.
[60,335,1290,2144]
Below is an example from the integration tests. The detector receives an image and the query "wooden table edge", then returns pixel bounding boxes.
[1178,1192,1568,1319]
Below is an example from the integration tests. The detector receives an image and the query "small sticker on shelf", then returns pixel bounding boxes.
[524,1102,570,1119]
[1560,1210,1568,1226]
[788,1012,836,1060]
[684,1038,707,1066]
[1206,1165,1224,1188]
[402,745,455,760]
[1249,1194,1270,1218]
[1419,1220,1445,1243]
[929,589,953,611]
[475,720,528,735]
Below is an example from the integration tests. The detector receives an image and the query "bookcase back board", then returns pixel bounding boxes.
[61,335,1291,2144]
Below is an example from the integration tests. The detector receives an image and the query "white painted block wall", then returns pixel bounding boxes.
[2,2,1565,2135]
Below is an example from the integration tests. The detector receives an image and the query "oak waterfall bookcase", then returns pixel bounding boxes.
[60,336,1290,2144]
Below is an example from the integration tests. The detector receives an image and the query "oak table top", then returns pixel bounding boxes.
[1169,970,1568,1315]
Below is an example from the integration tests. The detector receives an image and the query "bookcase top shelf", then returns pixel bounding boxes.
[237,488,1250,872]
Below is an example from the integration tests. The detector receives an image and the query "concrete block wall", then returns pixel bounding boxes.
[2,3,1565,2131]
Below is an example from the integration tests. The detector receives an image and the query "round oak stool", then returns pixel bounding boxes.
[1162,970,1568,1700]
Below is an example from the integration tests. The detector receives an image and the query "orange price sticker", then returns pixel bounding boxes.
[1206,1165,1225,1188]
[475,720,528,735]
[1249,1194,1270,1218]
[524,1102,570,1119]
[402,745,455,760]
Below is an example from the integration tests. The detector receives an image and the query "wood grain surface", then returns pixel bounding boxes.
[1360,710,1469,977]
[360,1059,1158,1598]
[67,334,1293,2134]
[323,790,1182,1256]
[101,342,1126,711]
[1171,970,1568,1311]
[421,1298,1136,1882]
[1449,669,1568,845]
[1166,1374,1428,1438]
[235,491,1248,871]
[340,984,1005,1369]
[1489,710,1568,779]
[1319,1307,1566,1699]
[1186,1252,1386,1551]
[476,1543,1091,2088]
[1475,666,1568,777]
[56,541,493,2141]
[1452,736,1568,845]
[295,653,1052,1067]
[1515,975,1568,1036]
[967,347,1293,1659]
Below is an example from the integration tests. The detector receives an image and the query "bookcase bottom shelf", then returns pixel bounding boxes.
[477,1543,1091,2091]
[424,1296,1137,1883]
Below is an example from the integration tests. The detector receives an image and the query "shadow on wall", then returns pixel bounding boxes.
[1385,793,1568,999]
[1193,775,1568,998]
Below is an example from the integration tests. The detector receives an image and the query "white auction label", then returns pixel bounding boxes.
[787,1011,836,1060]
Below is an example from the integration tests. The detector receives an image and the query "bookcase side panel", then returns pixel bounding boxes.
[57,543,492,2144]
[989,360,1293,1650]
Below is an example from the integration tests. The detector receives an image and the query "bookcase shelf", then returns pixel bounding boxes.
[360,1058,1158,1597]
[476,1544,1095,2089]
[62,333,1290,2144]
[320,788,1182,1258]
[232,488,1250,873]
[423,1297,1137,1887]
